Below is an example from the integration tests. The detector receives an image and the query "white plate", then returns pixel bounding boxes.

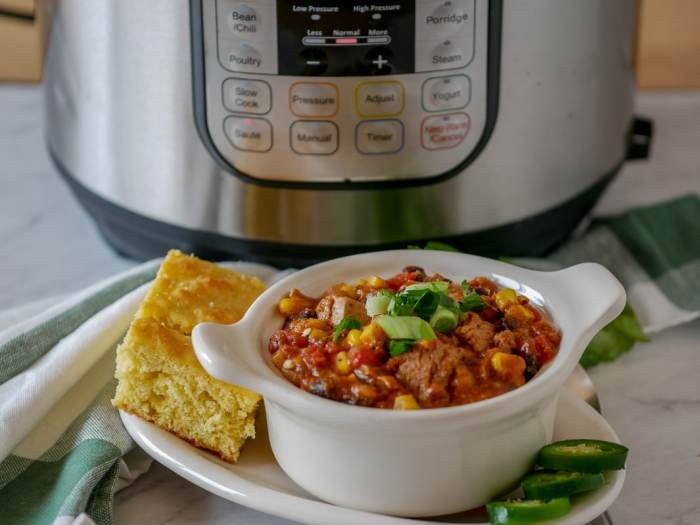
[120,388,624,525]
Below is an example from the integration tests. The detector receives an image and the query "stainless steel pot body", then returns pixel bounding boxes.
[45,0,637,258]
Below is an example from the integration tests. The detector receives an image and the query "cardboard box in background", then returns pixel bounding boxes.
[0,0,34,16]
[637,0,700,89]
[0,0,51,83]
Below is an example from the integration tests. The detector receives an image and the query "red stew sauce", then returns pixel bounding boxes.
[268,266,560,409]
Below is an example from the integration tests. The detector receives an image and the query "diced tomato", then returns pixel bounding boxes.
[480,304,500,323]
[269,330,309,356]
[531,321,561,346]
[348,345,381,368]
[301,343,329,369]
[323,341,342,355]
[268,331,283,354]
[469,277,498,295]
[525,304,542,322]
[386,272,420,290]
[518,334,555,366]
[534,335,556,364]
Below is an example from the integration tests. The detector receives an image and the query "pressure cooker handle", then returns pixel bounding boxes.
[626,117,654,160]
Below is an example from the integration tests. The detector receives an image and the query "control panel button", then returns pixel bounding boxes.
[289,82,339,117]
[421,112,470,150]
[356,119,404,155]
[222,78,271,114]
[355,81,405,118]
[224,116,272,152]
[290,120,339,155]
[224,3,261,37]
[220,42,264,72]
[422,75,470,112]
[425,1,474,37]
[363,47,394,75]
[430,40,467,69]
[299,48,328,75]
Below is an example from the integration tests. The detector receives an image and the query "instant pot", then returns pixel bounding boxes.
[44,0,652,266]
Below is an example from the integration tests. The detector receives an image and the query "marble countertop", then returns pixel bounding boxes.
[1,84,699,525]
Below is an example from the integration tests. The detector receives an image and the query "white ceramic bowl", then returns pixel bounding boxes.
[192,250,626,517]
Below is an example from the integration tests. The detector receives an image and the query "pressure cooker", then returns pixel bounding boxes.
[44,0,652,266]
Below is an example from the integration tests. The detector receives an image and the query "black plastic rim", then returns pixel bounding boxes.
[51,147,622,267]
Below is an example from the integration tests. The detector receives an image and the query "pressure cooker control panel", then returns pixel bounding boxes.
[193,0,499,186]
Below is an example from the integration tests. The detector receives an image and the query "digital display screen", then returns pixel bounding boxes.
[277,1,416,76]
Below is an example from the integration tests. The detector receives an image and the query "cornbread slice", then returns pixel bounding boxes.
[113,250,266,462]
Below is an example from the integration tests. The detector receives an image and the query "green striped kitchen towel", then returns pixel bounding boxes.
[0,194,698,525]
[0,260,287,525]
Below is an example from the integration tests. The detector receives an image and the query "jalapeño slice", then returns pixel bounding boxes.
[537,439,629,473]
[522,470,605,500]
[486,497,571,525]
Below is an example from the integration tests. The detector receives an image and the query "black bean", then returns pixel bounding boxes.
[309,379,332,398]
[521,354,540,380]
[291,307,317,320]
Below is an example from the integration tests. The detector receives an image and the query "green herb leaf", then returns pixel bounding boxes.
[581,303,648,368]
[332,316,362,342]
[388,288,441,319]
[407,241,461,252]
[461,292,486,312]
[389,340,415,357]
[424,241,460,252]
[459,280,486,312]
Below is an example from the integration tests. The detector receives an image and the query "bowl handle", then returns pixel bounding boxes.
[548,262,627,348]
[192,321,279,400]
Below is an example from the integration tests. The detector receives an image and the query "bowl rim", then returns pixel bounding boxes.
[195,249,626,427]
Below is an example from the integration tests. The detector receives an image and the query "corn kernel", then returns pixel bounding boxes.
[506,304,535,323]
[335,351,350,374]
[339,284,355,297]
[271,350,287,368]
[367,275,386,288]
[306,318,328,329]
[491,352,526,376]
[356,279,368,287]
[345,329,362,347]
[278,296,310,316]
[360,323,383,343]
[494,288,518,311]
[393,394,420,410]
[309,328,327,341]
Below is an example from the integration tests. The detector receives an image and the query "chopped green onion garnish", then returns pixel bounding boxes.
[429,304,459,333]
[375,315,436,341]
[404,281,450,293]
[365,293,392,317]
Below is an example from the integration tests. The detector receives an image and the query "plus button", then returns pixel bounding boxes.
[372,54,389,69]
